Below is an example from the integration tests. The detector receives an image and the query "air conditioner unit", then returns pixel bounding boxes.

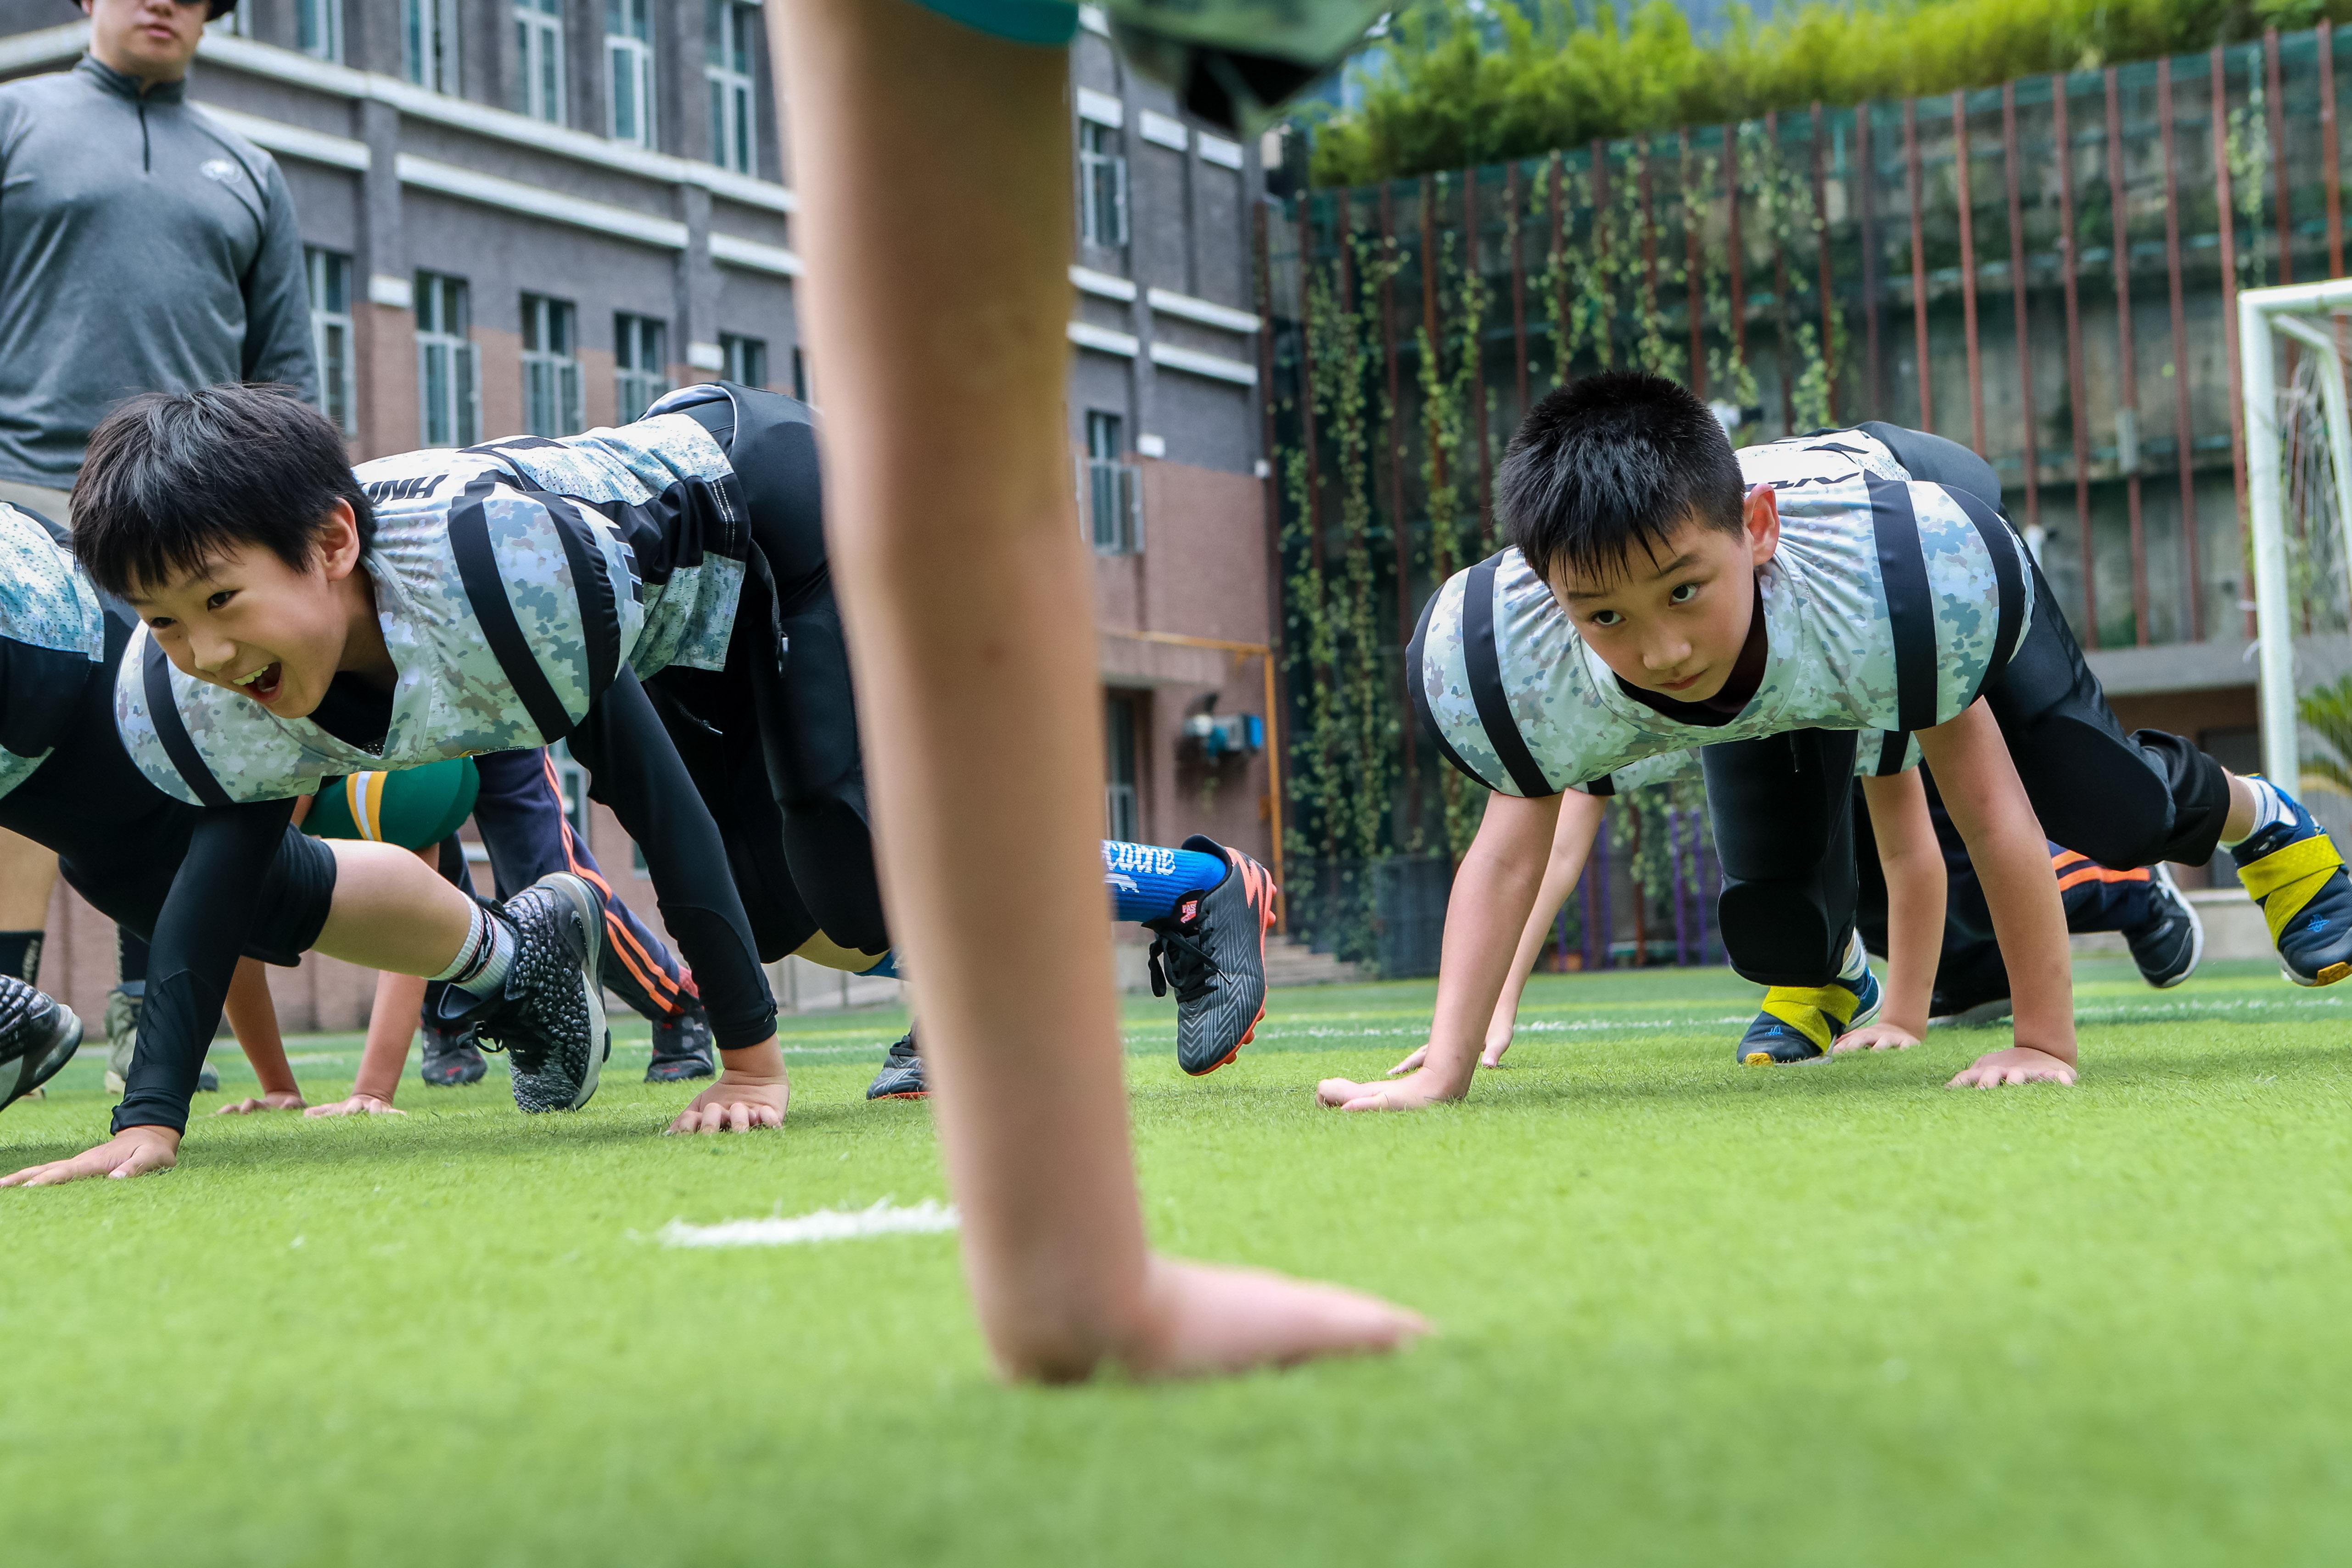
[1181,711,1263,759]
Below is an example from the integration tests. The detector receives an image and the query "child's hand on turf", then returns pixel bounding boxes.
[1318,1065,1462,1111]
[666,1067,790,1133]
[217,1091,308,1114]
[0,1125,181,1186]
[1831,1022,1921,1054]
[1387,1031,1512,1076]
[304,1094,403,1118]
[1948,1045,2077,1087]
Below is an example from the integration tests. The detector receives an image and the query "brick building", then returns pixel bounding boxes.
[0,0,1283,1028]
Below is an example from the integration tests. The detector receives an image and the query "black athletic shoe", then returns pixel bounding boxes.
[2124,862,2204,990]
[1144,835,1279,1076]
[452,874,610,1114]
[865,1031,926,1100]
[418,1020,488,1087]
[645,996,717,1083]
[0,976,81,1114]
[1927,990,2014,1029]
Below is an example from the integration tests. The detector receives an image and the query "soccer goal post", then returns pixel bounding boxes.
[2240,278,2352,792]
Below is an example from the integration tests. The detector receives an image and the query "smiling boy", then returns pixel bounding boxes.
[1318,372,2352,1110]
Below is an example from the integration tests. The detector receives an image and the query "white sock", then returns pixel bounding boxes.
[2220,776,2293,849]
[431,904,516,997]
[1838,930,1869,982]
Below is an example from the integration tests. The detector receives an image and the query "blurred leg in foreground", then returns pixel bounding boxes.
[773,0,1426,1380]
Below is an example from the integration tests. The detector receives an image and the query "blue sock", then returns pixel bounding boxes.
[1102,840,1227,923]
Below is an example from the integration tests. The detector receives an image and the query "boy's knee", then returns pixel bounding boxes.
[1717,880,1844,986]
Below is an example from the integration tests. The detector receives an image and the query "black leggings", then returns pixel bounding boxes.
[1704,423,2234,986]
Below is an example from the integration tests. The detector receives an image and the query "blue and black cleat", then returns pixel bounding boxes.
[1738,937,1883,1065]
[2231,786,2352,987]
[865,1030,927,1100]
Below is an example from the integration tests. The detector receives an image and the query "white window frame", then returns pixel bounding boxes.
[414,271,481,448]
[605,0,655,148]
[1079,122,1129,250]
[295,0,343,61]
[403,0,459,91]
[705,0,756,175]
[522,293,584,437]
[305,247,357,436]
[1081,409,1141,555]
[720,331,767,389]
[615,312,670,422]
[516,0,567,125]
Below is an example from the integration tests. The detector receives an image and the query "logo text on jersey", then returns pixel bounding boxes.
[364,475,441,504]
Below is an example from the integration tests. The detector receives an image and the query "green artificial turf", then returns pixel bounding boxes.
[4,957,2351,1566]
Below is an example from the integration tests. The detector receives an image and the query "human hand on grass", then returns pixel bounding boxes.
[1948,1045,2076,1087]
[304,1093,403,1118]
[1831,1022,1921,1054]
[1385,1026,1513,1077]
[1121,1254,1431,1378]
[0,1125,180,1185]
[665,1069,790,1134]
[1318,1065,1462,1111]
[217,1091,308,1114]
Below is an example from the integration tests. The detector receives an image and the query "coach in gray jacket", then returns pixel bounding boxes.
[0,0,318,523]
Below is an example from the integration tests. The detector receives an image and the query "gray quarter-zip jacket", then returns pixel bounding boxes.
[0,55,318,488]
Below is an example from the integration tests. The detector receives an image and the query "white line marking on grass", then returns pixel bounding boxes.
[656,1198,958,1249]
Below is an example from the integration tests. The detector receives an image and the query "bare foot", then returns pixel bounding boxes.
[1948,1045,2076,1087]
[217,1091,308,1114]
[1120,1254,1429,1379]
[664,1070,790,1133]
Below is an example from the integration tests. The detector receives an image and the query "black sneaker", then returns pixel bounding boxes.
[865,1030,926,1099]
[419,1019,488,1087]
[0,976,81,1114]
[2124,862,2204,990]
[443,874,610,1114]
[1143,835,1279,1077]
[645,996,716,1082]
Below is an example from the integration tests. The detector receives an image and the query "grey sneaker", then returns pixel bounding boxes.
[101,985,212,1093]
[645,995,716,1083]
[418,1019,488,1086]
[1143,835,1278,1076]
[1,976,81,1113]
[864,1030,926,1100]
[459,875,610,1114]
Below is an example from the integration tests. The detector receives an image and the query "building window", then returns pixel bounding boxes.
[403,0,459,90]
[720,332,767,389]
[552,742,594,842]
[605,0,655,147]
[1083,409,1140,554]
[790,345,808,402]
[295,0,342,59]
[705,0,756,174]
[1079,122,1128,249]
[206,7,252,39]
[415,272,480,448]
[616,313,669,422]
[305,247,356,436]
[1104,694,1141,843]
[516,0,566,124]
[522,293,584,437]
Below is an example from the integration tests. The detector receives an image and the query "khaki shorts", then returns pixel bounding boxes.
[0,478,72,526]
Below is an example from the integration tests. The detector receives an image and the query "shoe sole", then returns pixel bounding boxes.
[538,873,611,1112]
[868,1090,929,1101]
[1182,852,1277,1078]
[2285,959,2352,988]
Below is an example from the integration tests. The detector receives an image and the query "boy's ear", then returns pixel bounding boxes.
[316,499,364,582]
[1742,484,1780,566]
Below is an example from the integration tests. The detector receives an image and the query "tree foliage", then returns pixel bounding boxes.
[1310,0,2352,186]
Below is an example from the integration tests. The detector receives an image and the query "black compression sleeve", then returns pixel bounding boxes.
[565,668,778,1048]
[112,797,299,1136]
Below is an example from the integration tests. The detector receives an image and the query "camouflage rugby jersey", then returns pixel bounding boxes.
[118,399,765,807]
[1414,427,2031,798]
[0,502,109,802]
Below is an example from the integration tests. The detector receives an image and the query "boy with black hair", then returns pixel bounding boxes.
[50,381,1277,1180]
[0,506,612,1182]
[1320,371,2349,1111]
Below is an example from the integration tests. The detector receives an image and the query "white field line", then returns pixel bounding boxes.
[656,1198,958,1249]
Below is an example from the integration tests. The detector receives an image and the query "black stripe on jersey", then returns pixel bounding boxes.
[1865,476,1938,736]
[1463,552,1557,799]
[1407,584,1500,794]
[1875,730,1909,776]
[142,640,233,808]
[448,476,575,745]
[1939,486,2027,698]
[536,494,622,701]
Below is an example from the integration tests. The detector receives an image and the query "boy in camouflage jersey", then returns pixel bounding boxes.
[1318,372,2352,1111]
